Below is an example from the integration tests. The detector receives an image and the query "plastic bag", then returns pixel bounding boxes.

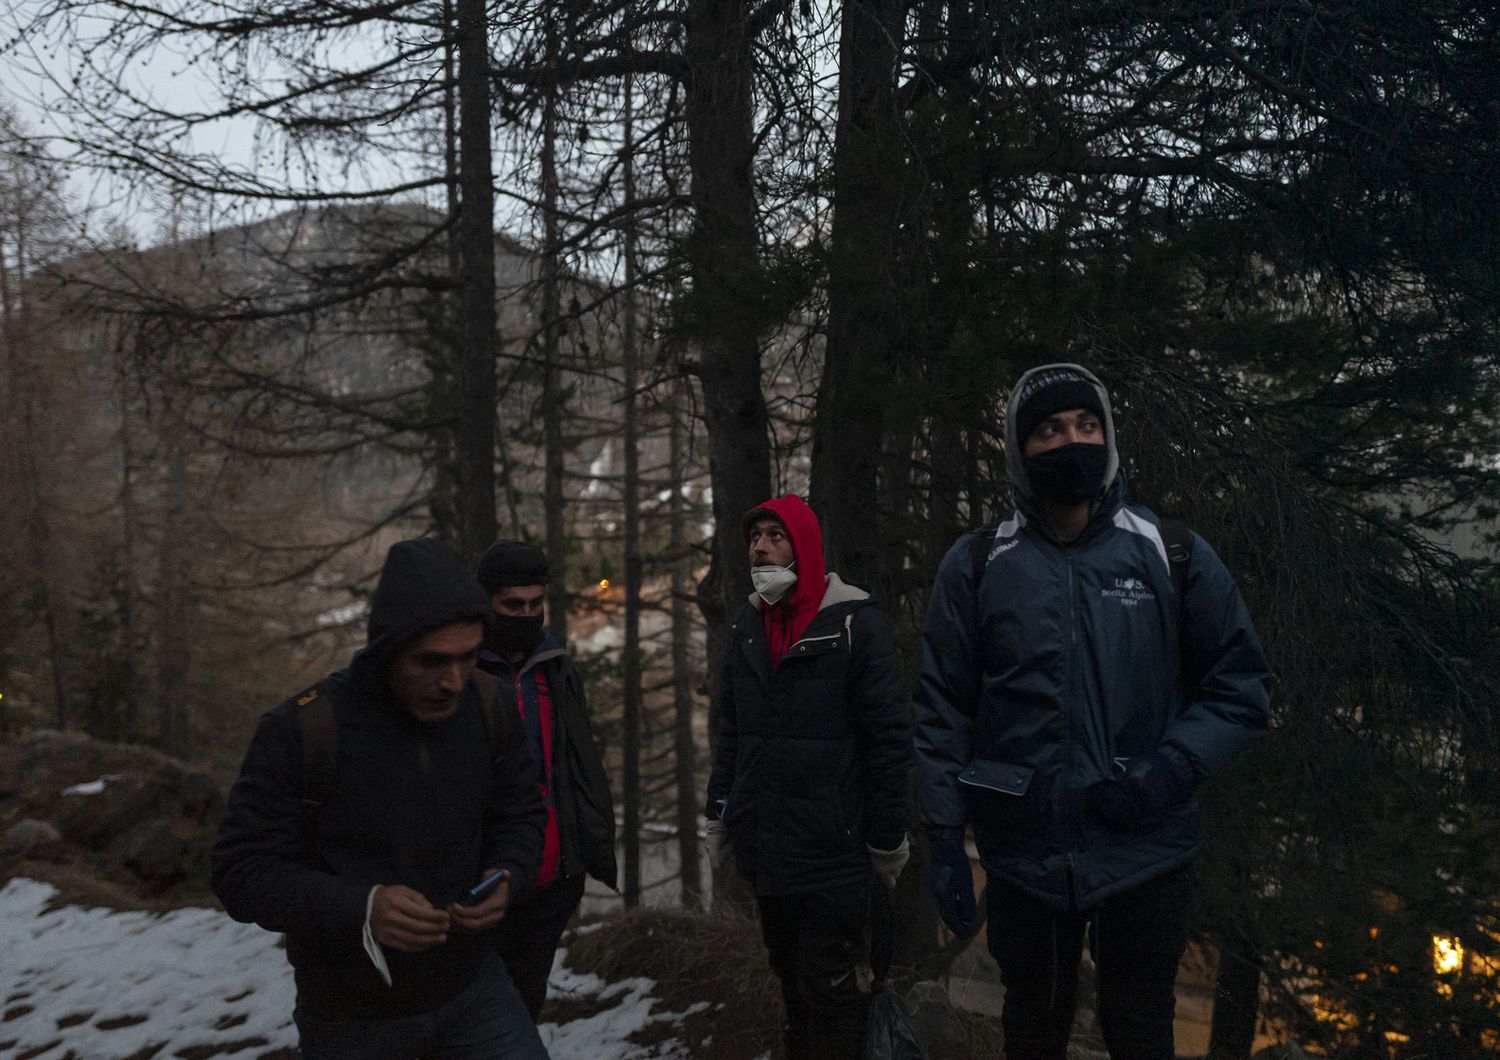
[866,986,930,1060]
[866,882,931,1059]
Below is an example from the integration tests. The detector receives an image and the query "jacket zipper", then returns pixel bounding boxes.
[1065,551,1080,900]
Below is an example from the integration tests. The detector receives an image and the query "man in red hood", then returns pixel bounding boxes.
[705,495,913,1059]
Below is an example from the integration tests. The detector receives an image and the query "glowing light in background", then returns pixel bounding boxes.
[1433,936,1463,975]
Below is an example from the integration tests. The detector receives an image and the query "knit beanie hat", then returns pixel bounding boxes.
[476,540,550,593]
[1012,365,1107,446]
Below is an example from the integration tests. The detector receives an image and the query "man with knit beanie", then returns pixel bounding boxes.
[705,495,913,1059]
[475,540,618,1022]
[213,538,549,1059]
[914,365,1270,1059]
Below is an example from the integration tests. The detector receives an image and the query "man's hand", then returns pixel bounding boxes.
[448,868,513,934]
[867,835,911,890]
[370,885,450,952]
[1086,747,1194,830]
[926,832,979,940]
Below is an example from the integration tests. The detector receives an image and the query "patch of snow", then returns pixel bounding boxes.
[585,442,615,498]
[316,600,369,628]
[1,879,706,1059]
[540,949,698,1059]
[2,878,297,1058]
[581,624,624,655]
[61,775,121,796]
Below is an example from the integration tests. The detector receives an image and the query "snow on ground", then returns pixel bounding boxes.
[540,959,709,1059]
[1,878,698,1059]
[2,877,298,1058]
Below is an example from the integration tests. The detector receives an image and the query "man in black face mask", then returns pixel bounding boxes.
[914,365,1269,1060]
[476,540,618,1021]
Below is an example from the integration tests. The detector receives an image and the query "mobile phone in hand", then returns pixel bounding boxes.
[461,869,509,905]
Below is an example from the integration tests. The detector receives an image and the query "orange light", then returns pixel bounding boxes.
[1433,937,1463,975]
[1314,939,1325,949]
[1369,927,1379,939]
[598,579,610,590]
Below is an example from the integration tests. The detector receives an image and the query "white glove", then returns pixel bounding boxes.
[867,835,911,890]
[705,818,733,871]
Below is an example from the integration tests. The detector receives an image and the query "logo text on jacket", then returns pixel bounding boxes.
[1102,576,1156,606]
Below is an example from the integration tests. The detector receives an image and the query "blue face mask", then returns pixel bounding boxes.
[1024,442,1110,503]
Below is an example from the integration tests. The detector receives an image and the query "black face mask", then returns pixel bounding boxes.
[489,613,544,657]
[1024,442,1110,504]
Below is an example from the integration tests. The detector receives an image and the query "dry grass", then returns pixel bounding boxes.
[560,905,783,1060]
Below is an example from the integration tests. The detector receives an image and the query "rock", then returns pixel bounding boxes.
[0,728,224,900]
[1,819,64,859]
[114,820,187,885]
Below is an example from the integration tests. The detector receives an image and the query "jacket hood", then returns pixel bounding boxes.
[352,538,491,687]
[1004,363,1120,502]
[743,495,828,666]
[742,494,827,614]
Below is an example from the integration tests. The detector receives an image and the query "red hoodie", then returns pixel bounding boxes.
[742,495,827,667]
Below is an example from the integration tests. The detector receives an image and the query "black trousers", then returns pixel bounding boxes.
[493,873,587,1022]
[756,881,870,1060]
[986,867,1191,1060]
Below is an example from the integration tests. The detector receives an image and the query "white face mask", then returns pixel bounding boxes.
[751,562,797,606]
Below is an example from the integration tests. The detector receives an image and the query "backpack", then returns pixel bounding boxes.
[293,669,508,858]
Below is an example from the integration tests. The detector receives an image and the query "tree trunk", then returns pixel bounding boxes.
[155,435,194,756]
[810,0,908,592]
[1208,939,1262,1058]
[1,216,71,728]
[683,0,773,833]
[454,0,498,563]
[670,380,704,908]
[540,19,570,645]
[114,325,141,739]
[620,74,643,908]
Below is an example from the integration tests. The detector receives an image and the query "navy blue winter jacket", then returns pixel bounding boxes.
[915,471,1270,910]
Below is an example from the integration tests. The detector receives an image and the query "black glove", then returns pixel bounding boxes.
[1085,748,1194,830]
[925,831,979,939]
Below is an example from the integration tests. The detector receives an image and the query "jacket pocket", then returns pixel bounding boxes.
[778,789,857,860]
[959,759,1046,835]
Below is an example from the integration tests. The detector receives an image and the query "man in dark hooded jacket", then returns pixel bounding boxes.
[915,365,1270,1060]
[475,539,618,1021]
[705,495,913,1059]
[213,538,550,1060]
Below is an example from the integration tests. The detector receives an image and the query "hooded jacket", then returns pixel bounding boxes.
[914,365,1270,910]
[706,496,912,896]
[212,539,547,1018]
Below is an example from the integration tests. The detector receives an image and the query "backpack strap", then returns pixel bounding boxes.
[967,526,997,636]
[471,668,507,762]
[1158,517,1205,696]
[1159,517,1192,613]
[295,685,337,860]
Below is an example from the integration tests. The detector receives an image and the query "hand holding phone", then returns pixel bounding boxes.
[450,867,512,934]
[461,868,510,906]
